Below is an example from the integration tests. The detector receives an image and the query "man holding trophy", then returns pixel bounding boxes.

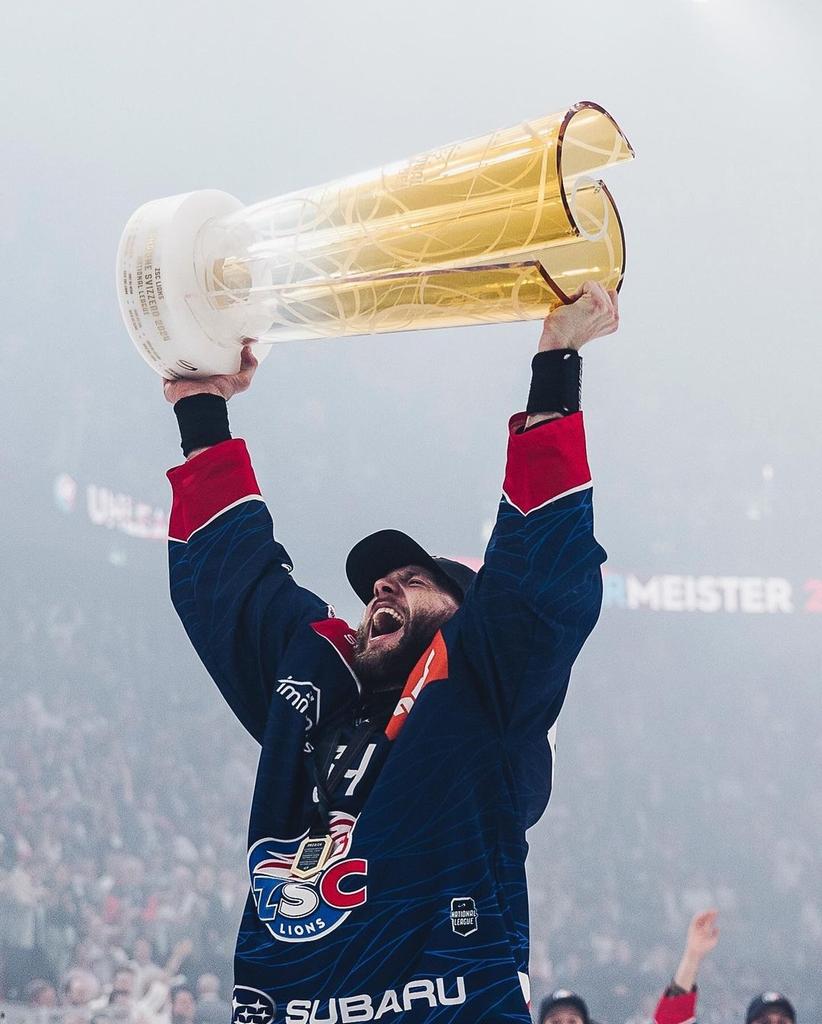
[162,281,617,1023]
[119,102,633,1022]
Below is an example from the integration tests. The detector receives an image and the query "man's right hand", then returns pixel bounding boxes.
[163,343,258,405]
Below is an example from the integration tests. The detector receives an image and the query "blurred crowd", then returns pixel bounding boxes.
[1,572,820,1023]
[0,583,249,1021]
[524,620,822,1021]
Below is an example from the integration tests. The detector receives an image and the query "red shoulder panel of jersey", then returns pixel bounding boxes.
[653,989,697,1024]
[166,439,262,543]
[310,618,358,667]
[502,411,592,515]
[386,630,449,741]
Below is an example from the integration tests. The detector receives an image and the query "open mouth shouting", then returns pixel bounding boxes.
[367,603,407,648]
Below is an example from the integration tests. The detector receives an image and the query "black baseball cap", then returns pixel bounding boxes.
[746,993,796,1024]
[538,990,590,1024]
[346,529,477,604]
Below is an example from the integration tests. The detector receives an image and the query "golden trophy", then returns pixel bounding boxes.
[116,101,634,378]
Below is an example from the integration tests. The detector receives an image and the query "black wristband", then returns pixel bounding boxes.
[526,349,582,415]
[173,394,231,456]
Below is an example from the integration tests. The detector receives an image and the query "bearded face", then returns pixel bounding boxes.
[352,565,460,694]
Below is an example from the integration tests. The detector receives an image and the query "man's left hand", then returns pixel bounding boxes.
[538,281,619,353]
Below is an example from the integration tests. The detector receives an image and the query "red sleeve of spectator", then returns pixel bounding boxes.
[653,989,697,1024]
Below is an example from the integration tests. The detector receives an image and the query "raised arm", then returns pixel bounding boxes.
[164,347,330,742]
[653,910,719,1024]
[525,280,620,429]
[455,283,617,820]
[163,343,258,460]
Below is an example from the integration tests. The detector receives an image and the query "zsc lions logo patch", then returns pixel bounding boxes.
[248,813,367,943]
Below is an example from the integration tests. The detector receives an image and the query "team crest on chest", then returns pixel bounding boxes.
[248,813,368,943]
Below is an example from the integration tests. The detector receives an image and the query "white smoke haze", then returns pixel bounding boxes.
[1,1,820,1020]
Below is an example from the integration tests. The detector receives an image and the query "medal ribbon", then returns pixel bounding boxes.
[306,629,450,837]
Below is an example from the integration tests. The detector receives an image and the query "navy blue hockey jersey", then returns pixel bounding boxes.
[167,411,605,1024]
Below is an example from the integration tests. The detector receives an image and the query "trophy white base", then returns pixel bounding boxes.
[116,190,268,380]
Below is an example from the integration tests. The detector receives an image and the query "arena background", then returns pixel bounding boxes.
[1,1,820,1021]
